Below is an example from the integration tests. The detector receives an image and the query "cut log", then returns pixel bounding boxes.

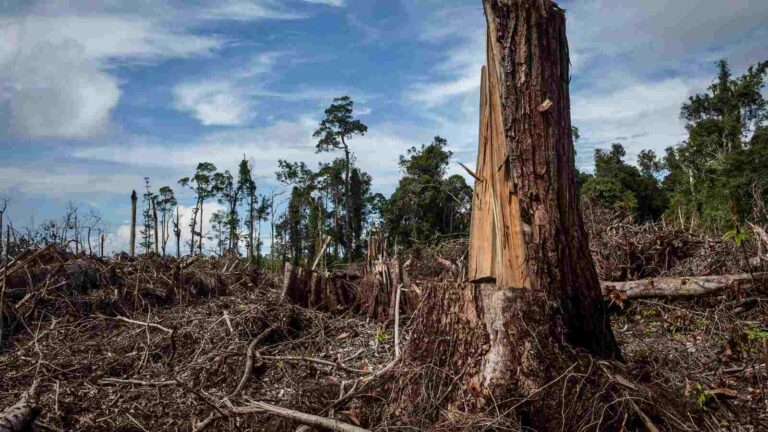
[601,272,768,300]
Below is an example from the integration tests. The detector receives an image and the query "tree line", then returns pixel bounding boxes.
[578,59,768,231]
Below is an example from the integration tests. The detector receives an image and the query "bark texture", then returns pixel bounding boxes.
[387,1,622,429]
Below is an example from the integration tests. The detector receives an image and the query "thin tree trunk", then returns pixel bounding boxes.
[248,192,255,261]
[130,190,137,257]
[152,197,159,255]
[198,200,204,255]
[342,143,352,264]
[394,2,620,429]
[175,207,181,258]
[87,227,92,255]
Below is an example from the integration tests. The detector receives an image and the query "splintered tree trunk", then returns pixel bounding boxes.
[392,1,620,428]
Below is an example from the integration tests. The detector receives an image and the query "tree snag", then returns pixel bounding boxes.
[385,1,623,429]
[130,190,137,257]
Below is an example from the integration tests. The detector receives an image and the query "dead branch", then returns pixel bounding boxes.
[230,325,277,398]
[112,315,174,334]
[259,355,369,374]
[232,402,370,432]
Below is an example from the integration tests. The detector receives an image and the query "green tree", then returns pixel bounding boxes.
[156,186,177,256]
[664,59,768,228]
[580,143,668,220]
[384,136,472,247]
[313,96,368,263]
[139,177,156,253]
[179,162,217,255]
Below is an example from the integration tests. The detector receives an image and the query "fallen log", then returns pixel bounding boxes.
[601,272,768,300]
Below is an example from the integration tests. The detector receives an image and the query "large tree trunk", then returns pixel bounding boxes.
[388,1,622,429]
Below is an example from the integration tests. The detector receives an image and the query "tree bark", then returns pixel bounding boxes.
[130,190,137,257]
[343,143,353,264]
[391,1,621,428]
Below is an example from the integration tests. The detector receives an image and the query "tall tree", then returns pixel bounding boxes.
[664,59,768,229]
[179,162,217,255]
[384,136,472,247]
[139,178,155,254]
[314,96,368,263]
[579,143,668,220]
[156,186,177,256]
[238,159,258,261]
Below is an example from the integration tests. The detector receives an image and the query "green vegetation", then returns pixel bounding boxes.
[580,59,768,231]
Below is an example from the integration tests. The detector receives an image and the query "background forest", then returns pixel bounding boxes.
[1,59,767,265]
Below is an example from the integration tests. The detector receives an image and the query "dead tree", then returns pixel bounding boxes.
[130,190,137,257]
[390,1,622,428]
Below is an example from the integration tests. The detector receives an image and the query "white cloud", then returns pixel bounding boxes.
[407,8,484,108]
[570,76,711,171]
[303,0,345,7]
[5,39,119,139]
[202,0,306,21]
[0,12,223,140]
[173,81,252,126]
[172,51,286,126]
[0,167,142,195]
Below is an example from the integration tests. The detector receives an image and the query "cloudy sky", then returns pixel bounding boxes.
[1,0,767,253]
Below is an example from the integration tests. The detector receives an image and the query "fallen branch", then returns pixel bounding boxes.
[232,402,369,432]
[99,378,176,386]
[230,325,277,398]
[601,272,768,300]
[259,355,369,374]
[193,401,370,432]
[112,315,174,334]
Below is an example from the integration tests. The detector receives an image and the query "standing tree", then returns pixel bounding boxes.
[179,162,217,255]
[313,96,368,263]
[213,170,238,255]
[156,187,177,256]
[139,177,155,254]
[390,2,622,429]
[0,194,8,260]
[172,206,182,258]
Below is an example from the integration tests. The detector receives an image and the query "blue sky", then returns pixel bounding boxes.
[1,0,767,253]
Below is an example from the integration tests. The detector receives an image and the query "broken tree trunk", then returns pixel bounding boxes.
[281,230,415,321]
[388,2,622,429]
[471,0,621,384]
[602,272,768,300]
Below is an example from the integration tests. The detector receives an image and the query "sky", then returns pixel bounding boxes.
[1,0,767,253]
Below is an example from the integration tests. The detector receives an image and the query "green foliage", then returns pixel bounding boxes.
[313,96,368,153]
[664,59,768,229]
[383,136,472,247]
[580,143,668,220]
